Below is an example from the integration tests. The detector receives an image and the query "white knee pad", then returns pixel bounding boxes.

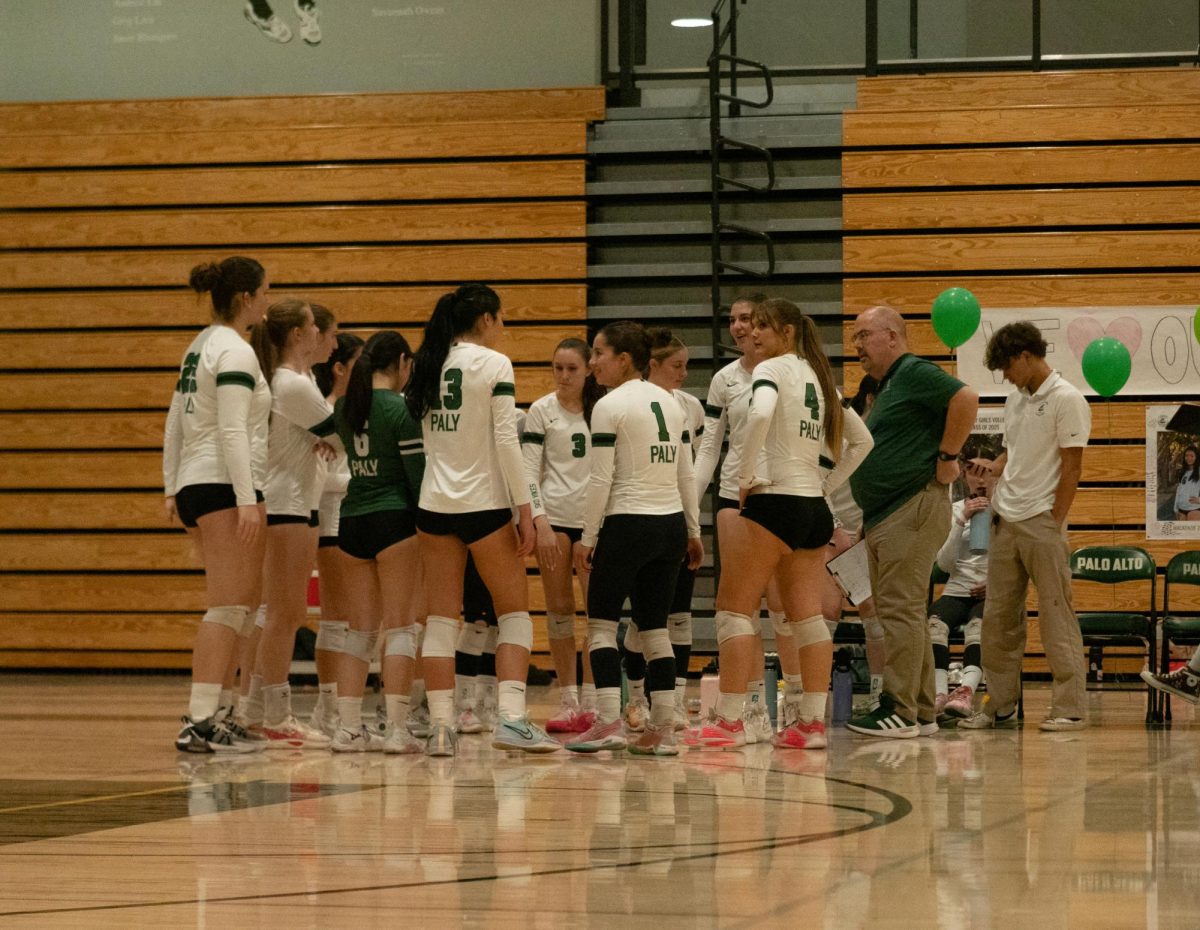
[384,625,418,659]
[640,627,673,662]
[964,616,983,647]
[667,612,692,646]
[862,615,885,643]
[587,618,619,652]
[483,624,498,653]
[789,615,832,648]
[497,612,533,651]
[768,609,790,637]
[623,621,641,652]
[413,621,425,651]
[422,615,460,659]
[928,617,950,648]
[715,610,755,645]
[315,620,349,654]
[253,603,267,631]
[343,628,378,663]
[546,611,576,641]
[749,613,762,636]
[203,605,249,634]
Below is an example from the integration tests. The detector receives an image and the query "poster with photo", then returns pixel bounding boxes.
[1146,405,1200,540]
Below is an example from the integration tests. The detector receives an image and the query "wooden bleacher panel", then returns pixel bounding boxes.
[0,87,603,669]
[843,68,1200,677]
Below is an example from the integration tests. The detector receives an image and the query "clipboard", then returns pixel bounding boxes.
[826,539,871,606]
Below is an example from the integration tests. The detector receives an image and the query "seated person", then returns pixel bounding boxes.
[930,459,994,719]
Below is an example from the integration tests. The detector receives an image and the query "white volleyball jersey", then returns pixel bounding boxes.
[740,354,826,497]
[581,379,700,548]
[673,389,705,462]
[819,403,874,530]
[521,393,590,528]
[693,358,754,500]
[419,341,541,515]
[264,367,338,517]
[163,324,271,507]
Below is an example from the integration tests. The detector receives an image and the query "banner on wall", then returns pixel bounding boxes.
[955,306,1200,398]
[1146,405,1200,540]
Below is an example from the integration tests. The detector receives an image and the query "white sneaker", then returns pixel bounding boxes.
[331,725,383,753]
[673,696,690,732]
[492,715,561,753]
[309,704,339,739]
[293,0,321,44]
[256,715,332,750]
[425,723,457,757]
[1039,716,1085,732]
[407,703,431,738]
[623,696,649,732]
[383,727,424,754]
[456,706,484,734]
[744,702,773,743]
[243,2,292,42]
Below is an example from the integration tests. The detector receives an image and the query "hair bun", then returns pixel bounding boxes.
[188,262,222,294]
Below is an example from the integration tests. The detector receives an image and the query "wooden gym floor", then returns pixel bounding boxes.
[0,673,1198,929]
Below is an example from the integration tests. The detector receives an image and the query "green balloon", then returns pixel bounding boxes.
[1081,336,1131,397]
[931,287,981,349]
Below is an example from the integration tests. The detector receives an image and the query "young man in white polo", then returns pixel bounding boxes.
[961,321,1091,732]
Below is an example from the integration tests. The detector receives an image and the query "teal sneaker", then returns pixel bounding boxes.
[492,715,561,753]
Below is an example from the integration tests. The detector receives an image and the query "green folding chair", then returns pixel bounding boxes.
[1158,550,1200,722]
[1069,546,1158,723]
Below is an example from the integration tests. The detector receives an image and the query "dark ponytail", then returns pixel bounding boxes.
[342,330,412,436]
[555,337,606,426]
[599,320,651,372]
[189,256,264,323]
[313,332,364,397]
[407,283,500,420]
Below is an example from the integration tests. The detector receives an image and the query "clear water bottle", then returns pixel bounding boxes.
[831,648,854,724]
[969,502,991,554]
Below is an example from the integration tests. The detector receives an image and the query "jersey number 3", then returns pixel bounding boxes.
[432,368,463,411]
[570,433,587,458]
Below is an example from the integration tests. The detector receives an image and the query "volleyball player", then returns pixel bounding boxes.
[566,321,703,756]
[167,257,272,753]
[406,283,560,756]
[309,330,364,737]
[331,331,426,753]
[521,337,603,733]
[247,299,337,749]
[692,298,870,750]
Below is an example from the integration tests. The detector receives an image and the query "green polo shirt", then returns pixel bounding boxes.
[850,353,965,530]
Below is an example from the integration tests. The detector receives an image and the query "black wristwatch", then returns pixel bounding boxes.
[937,450,958,462]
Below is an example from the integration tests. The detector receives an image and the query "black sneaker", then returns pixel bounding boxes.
[1141,667,1200,705]
[845,693,919,739]
[175,715,259,754]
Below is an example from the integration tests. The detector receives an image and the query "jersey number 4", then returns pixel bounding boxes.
[804,383,820,420]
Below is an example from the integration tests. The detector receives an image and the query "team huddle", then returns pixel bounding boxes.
[169,253,1009,760]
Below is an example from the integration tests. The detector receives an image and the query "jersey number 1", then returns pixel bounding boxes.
[649,401,670,442]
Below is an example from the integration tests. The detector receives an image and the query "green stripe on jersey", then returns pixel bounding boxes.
[521,432,545,445]
[704,402,722,418]
[311,414,336,438]
[216,371,256,390]
[492,382,516,397]
[752,379,778,392]
[682,430,691,443]
[591,432,616,448]
[818,454,835,470]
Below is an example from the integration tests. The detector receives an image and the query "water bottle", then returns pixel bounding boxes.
[831,648,854,724]
[764,653,779,729]
[968,501,991,554]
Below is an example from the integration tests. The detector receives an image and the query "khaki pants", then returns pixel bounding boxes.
[980,511,1086,720]
[865,480,951,723]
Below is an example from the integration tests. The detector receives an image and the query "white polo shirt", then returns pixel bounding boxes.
[992,370,1090,523]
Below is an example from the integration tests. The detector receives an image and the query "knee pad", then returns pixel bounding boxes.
[546,611,576,641]
[928,617,949,649]
[641,627,673,662]
[587,618,619,652]
[768,609,790,637]
[483,624,498,653]
[384,625,418,659]
[423,615,460,659]
[315,620,349,654]
[963,616,983,647]
[715,610,755,645]
[413,621,424,651]
[862,615,885,643]
[623,622,641,652]
[497,612,533,651]
[202,605,249,634]
[667,612,692,646]
[343,628,378,663]
[788,615,832,648]
[253,603,267,631]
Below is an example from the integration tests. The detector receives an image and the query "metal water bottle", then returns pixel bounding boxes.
[831,648,854,724]
[764,653,779,729]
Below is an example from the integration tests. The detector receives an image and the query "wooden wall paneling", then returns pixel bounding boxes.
[0,121,589,169]
[0,324,583,371]
[842,144,1200,189]
[0,88,606,134]
[843,104,1200,147]
[0,534,195,571]
[0,452,165,489]
[843,230,1200,274]
[0,285,587,330]
[0,203,587,250]
[0,650,193,669]
[0,161,586,209]
[0,243,587,289]
[0,366,558,411]
[0,614,198,651]
[853,69,1200,111]
[0,493,169,530]
[843,187,1200,231]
